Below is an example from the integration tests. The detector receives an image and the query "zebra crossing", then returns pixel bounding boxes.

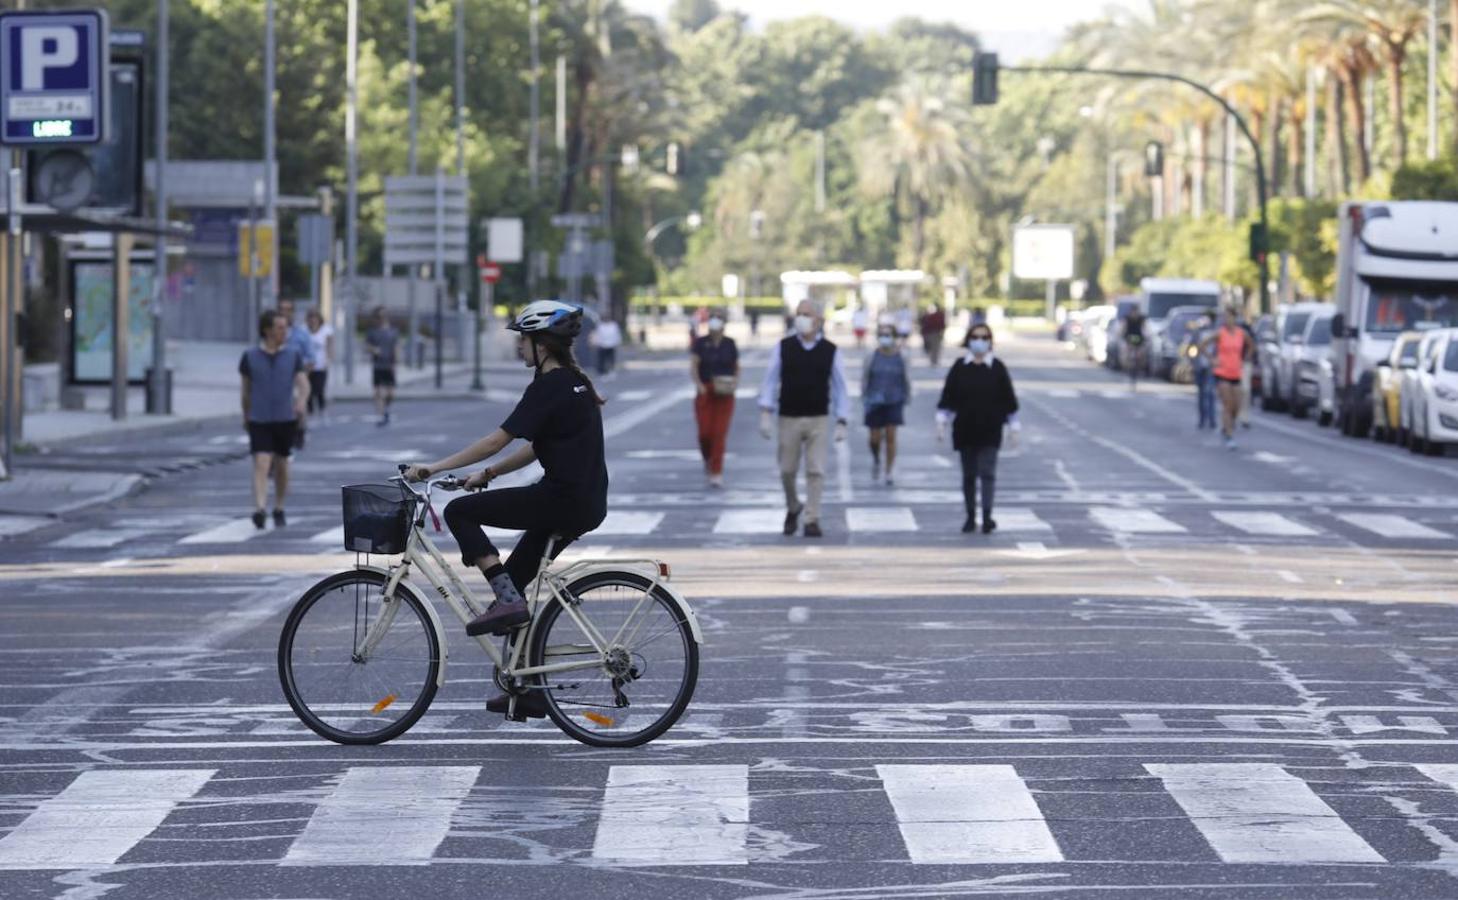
[1,762,1450,870]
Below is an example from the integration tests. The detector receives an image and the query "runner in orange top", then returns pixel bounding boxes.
[1200,306,1253,449]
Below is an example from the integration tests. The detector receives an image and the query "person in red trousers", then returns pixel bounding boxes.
[691,309,740,488]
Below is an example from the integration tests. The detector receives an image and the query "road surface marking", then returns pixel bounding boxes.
[592,765,748,865]
[179,518,270,544]
[0,769,216,870]
[49,527,153,549]
[1277,570,1304,584]
[1212,511,1317,537]
[876,764,1063,864]
[593,510,665,535]
[1144,763,1384,863]
[846,507,917,532]
[1336,513,1450,540]
[1089,507,1187,534]
[309,525,344,544]
[995,507,1053,532]
[713,509,787,534]
[282,766,479,865]
[787,606,810,623]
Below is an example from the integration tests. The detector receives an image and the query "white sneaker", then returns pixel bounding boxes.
[708,473,724,489]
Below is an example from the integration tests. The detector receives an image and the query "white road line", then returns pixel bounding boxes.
[603,388,693,440]
[0,769,216,870]
[1089,507,1187,534]
[787,605,810,623]
[995,507,1053,532]
[309,525,344,544]
[846,506,917,532]
[592,765,748,865]
[1030,398,1217,502]
[1212,511,1317,537]
[178,518,269,545]
[713,509,786,535]
[876,764,1063,864]
[836,438,853,502]
[49,527,153,549]
[282,766,479,866]
[1144,763,1384,864]
[1277,570,1304,584]
[1414,764,1458,796]
[1336,512,1450,540]
[593,510,665,535]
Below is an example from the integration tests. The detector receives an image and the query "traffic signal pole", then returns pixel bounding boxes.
[982,59,1271,313]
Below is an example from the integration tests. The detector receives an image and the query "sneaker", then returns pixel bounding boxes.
[803,521,823,538]
[1224,436,1237,451]
[962,516,977,533]
[707,473,723,489]
[783,508,800,536]
[272,509,286,528]
[251,510,267,530]
[465,600,531,637]
[981,518,997,534]
[884,474,895,487]
[486,691,547,719]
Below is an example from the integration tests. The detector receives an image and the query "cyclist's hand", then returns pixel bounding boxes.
[463,468,493,491]
[402,464,431,483]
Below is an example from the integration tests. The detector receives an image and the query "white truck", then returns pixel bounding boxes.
[1331,201,1458,437]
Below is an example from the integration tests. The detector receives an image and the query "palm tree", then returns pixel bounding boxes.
[856,77,975,266]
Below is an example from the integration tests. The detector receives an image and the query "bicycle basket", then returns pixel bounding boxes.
[341,483,414,554]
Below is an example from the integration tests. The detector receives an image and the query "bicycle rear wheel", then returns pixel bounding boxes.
[530,570,698,748]
[278,569,441,744]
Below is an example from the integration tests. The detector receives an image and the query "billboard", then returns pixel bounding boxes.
[1012,225,1076,281]
[70,259,155,384]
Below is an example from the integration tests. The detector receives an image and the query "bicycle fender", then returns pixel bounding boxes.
[652,579,704,645]
[357,564,451,687]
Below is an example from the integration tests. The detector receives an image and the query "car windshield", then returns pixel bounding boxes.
[1283,312,1311,340]
[1307,317,1334,346]
[1147,292,1219,319]
[1400,339,1421,365]
[1445,342,1458,372]
[1363,279,1458,334]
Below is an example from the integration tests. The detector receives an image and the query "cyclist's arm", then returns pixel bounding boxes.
[485,444,536,479]
[424,428,512,474]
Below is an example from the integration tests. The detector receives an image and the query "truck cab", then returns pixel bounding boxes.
[1138,278,1223,374]
[1332,201,1458,437]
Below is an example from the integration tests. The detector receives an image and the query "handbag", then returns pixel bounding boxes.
[711,375,738,396]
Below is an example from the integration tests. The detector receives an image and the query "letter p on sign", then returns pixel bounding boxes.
[20,27,78,90]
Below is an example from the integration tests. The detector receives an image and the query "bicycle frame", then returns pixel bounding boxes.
[355,482,689,689]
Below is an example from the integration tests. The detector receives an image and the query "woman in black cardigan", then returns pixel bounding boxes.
[936,322,1020,533]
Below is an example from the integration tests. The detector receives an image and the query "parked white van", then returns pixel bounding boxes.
[1330,201,1458,437]
[1139,278,1223,369]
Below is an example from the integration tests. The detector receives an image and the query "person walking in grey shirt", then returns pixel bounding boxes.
[240,310,310,529]
[758,299,849,538]
[365,306,399,426]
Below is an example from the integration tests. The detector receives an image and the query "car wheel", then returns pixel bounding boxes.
[1410,433,1427,454]
[1291,400,1308,420]
[1318,409,1333,427]
[1373,425,1387,442]
[1398,428,1409,447]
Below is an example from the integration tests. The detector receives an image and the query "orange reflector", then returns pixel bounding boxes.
[583,711,615,727]
[658,562,671,579]
[371,694,398,715]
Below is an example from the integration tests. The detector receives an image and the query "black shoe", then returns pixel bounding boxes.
[803,521,823,538]
[465,600,531,637]
[783,508,800,536]
[982,518,997,534]
[272,509,286,528]
[251,510,267,530]
[962,516,977,533]
[486,691,547,719]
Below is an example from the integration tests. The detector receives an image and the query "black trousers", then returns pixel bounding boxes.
[307,370,328,412]
[959,445,999,519]
[443,483,603,592]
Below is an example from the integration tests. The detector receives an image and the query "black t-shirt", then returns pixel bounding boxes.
[691,335,738,385]
[501,367,609,518]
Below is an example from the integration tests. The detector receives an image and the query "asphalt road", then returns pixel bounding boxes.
[4,329,1458,899]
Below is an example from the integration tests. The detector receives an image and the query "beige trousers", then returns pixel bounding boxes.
[777,415,829,523]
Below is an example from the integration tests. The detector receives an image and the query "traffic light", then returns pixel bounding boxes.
[1248,222,1268,263]
[1144,141,1164,177]
[972,53,999,105]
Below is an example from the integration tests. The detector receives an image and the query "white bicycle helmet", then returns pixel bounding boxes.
[508,300,583,338]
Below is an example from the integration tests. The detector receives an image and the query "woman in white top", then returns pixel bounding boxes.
[305,308,334,420]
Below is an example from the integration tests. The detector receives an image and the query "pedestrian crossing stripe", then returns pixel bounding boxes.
[1211,511,1317,537]
[1088,507,1187,534]
[1335,512,1450,540]
[0,763,1446,869]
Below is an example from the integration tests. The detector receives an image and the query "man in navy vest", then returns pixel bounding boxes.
[758,299,849,537]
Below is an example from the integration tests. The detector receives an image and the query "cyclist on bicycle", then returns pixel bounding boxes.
[404,300,608,644]
[1122,306,1148,380]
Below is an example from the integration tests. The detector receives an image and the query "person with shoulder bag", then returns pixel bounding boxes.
[691,309,740,488]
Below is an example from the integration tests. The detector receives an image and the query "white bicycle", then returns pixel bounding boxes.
[277,469,702,748]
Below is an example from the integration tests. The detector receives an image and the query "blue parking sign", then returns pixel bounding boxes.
[0,10,110,146]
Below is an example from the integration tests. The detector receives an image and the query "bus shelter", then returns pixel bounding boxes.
[780,270,858,319]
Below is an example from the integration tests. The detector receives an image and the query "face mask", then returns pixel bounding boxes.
[794,315,816,336]
[968,338,991,355]
[707,317,725,332]
[878,335,895,348]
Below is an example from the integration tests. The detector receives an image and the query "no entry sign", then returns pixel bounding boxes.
[479,262,501,284]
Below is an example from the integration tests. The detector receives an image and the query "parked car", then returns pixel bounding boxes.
[1156,306,1216,381]
[1084,306,1117,363]
[1057,308,1088,344]
[1408,328,1458,455]
[1371,330,1423,442]
[1293,308,1337,423]
[1260,302,1326,411]
[1250,314,1274,397]
[1398,329,1446,446]
[1140,278,1222,371]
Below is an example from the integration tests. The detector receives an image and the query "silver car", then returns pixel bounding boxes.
[1293,309,1337,424]
[1260,302,1326,411]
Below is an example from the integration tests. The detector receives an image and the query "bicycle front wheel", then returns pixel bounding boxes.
[278,569,441,745]
[530,570,698,748]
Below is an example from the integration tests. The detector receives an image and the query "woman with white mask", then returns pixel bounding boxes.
[862,324,911,485]
[690,308,740,488]
[936,324,1020,534]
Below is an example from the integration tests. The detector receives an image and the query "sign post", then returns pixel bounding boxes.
[474,258,501,391]
[384,172,468,375]
[1012,224,1076,320]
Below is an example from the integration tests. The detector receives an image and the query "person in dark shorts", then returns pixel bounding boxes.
[863,323,911,486]
[404,300,608,719]
[240,310,310,529]
[365,306,399,426]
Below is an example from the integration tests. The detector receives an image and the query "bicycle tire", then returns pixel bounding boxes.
[529,570,698,748]
[278,569,441,745]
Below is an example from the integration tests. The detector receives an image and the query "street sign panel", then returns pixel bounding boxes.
[1012,224,1076,281]
[296,213,334,266]
[238,221,276,278]
[0,10,110,146]
[383,172,468,269]
[485,217,523,263]
[479,262,501,284]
